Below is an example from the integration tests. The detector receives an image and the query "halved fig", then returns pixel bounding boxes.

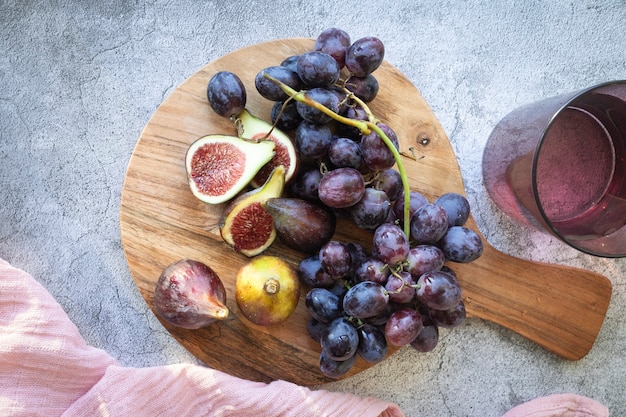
[220,165,286,256]
[235,109,298,188]
[185,134,275,205]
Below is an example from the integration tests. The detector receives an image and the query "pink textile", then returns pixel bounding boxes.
[0,258,404,417]
[0,257,609,417]
[502,394,609,417]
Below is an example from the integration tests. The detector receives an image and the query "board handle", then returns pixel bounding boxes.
[455,240,612,360]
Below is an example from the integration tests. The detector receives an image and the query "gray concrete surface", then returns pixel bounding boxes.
[1,1,625,416]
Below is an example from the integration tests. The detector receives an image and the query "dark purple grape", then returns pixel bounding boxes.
[296,51,340,88]
[289,167,322,201]
[296,88,340,124]
[345,36,385,77]
[350,188,391,230]
[354,257,389,285]
[360,123,399,171]
[438,226,483,263]
[416,270,462,311]
[346,242,368,274]
[393,191,429,226]
[318,167,365,208]
[372,223,409,267]
[337,105,368,140]
[328,279,349,300]
[410,203,449,244]
[320,241,351,279]
[405,245,445,278]
[345,74,379,102]
[343,281,389,319]
[430,300,466,328]
[357,323,388,363]
[314,28,351,68]
[306,288,343,323]
[298,254,335,287]
[295,121,333,160]
[328,137,362,169]
[271,100,303,131]
[384,307,423,347]
[319,349,356,379]
[206,71,246,117]
[435,192,471,227]
[307,318,329,343]
[410,324,439,352]
[384,271,417,304]
[372,168,403,202]
[255,66,302,101]
[280,54,300,72]
[321,317,359,361]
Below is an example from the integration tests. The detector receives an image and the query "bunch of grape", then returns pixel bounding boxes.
[253,28,483,378]
[299,189,482,378]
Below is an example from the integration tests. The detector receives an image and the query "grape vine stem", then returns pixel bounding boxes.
[262,72,412,236]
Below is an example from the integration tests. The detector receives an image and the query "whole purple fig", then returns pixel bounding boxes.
[154,259,229,329]
[264,197,336,254]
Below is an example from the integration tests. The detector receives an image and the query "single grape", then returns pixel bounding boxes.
[346,242,368,275]
[296,51,341,88]
[321,317,359,361]
[343,281,389,319]
[416,270,462,311]
[384,307,423,347]
[280,54,300,72]
[314,27,351,68]
[410,203,449,244]
[337,105,368,140]
[360,123,399,171]
[320,241,352,279]
[328,137,362,169]
[410,323,439,352]
[345,36,385,77]
[372,168,403,202]
[345,74,379,102]
[430,300,467,328]
[296,87,341,124]
[206,71,246,117]
[357,323,388,363]
[354,257,389,285]
[438,226,483,263]
[405,244,445,278]
[372,223,409,267]
[435,192,471,227]
[271,100,302,131]
[350,187,391,230]
[393,191,429,226]
[289,167,322,201]
[295,121,333,160]
[385,271,417,304]
[319,349,356,379]
[305,287,344,323]
[307,317,329,343]
[318,167,365,208]
[255,66,302,101]
[298,254,335,287]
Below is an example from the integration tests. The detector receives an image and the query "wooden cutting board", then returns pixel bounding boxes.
[120,38,613,386]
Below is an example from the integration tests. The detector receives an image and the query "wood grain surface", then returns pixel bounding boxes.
[120,38,612,386]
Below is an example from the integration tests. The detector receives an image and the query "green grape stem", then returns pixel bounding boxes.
[262,72,412,236]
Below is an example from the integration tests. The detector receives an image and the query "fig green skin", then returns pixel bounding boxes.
[154,259,229,329]
[236,255,301,326]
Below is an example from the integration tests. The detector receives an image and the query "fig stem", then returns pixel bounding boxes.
[264,277,280,295]
[262,71,412,236]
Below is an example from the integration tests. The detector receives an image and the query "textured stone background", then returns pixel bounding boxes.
[1,1,625,416]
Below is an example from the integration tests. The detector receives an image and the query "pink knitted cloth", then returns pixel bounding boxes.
[0,257,609,417]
